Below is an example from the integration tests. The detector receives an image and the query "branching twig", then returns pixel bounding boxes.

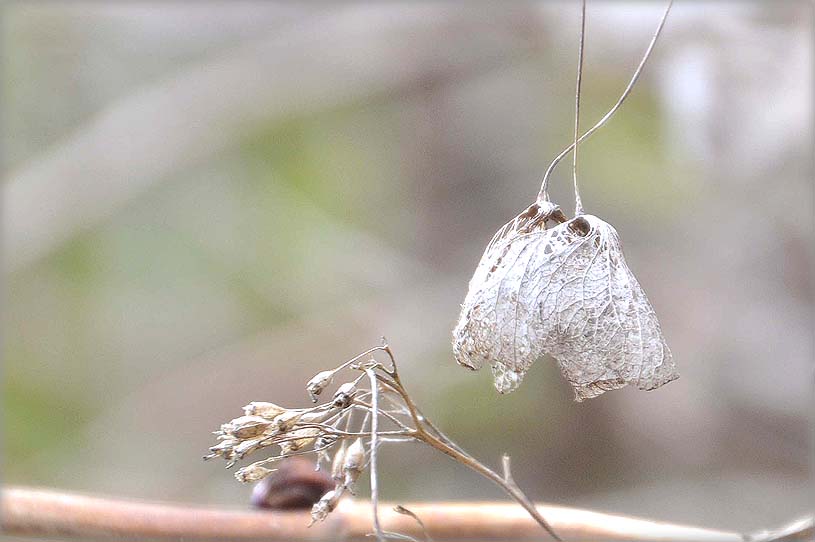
[203,342,564,540]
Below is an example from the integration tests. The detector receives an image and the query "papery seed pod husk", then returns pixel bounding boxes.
[332,382,357,409]
[235,463,275,483]
[226,415,273,439]
[453,201,678,400]
[310,488,343,525]
[306,370,335,403]
[331,441,347,483]
[278,428,320,455]
[315,434,338,453]
[207,438,238,459]
[342,438,366,488]
[315,434,338,469]
[271,410,303,434]
[243,401,287,419]
[234,437,264,458]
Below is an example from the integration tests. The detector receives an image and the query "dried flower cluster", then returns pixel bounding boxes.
[205,341,562,541]
[205,353,378,525]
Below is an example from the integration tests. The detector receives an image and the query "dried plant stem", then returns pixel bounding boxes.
[377,354,563,541]
[366,367,386,542]
[572,0,587,216]
[414,428,562,541]
[537,0,673,203]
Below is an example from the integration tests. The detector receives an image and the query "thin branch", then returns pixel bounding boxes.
[1,486,757,541]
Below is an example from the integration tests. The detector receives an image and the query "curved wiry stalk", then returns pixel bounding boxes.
[537,0,673,204]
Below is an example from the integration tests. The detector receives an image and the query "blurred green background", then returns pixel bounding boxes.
[3,1,812,533]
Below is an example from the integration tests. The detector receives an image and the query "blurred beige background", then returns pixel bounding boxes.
[3,1,812,534]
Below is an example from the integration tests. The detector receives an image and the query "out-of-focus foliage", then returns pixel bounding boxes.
[3,2,811,532]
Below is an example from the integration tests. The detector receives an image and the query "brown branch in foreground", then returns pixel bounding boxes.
[1,486,761,542]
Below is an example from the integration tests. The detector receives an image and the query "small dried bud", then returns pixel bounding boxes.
[332,382,357,409]
[315,433,338,452]
[243,401,287,419]
[342,438,366,489]
[235,463,275,483]
[309,488,343,525]
[205,438,238,460]
[225,416,272,439]
[278,428,319,456]
[306,370,335,403]
[315,434,338,468]
[331,441,347,483]
[271,411,304,435]
[234,437,264,458]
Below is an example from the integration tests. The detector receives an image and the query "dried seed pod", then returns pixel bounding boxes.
[342,438,366,490]
[315,433,338,449]
[224,415,272,439]
[310,488,343,525]
[332,382,357,409]
[453,201,678,400]
[234,437,264,459]
[306,370,335,402]
[278,428,320,456]
[243,401,287,419]
[235,463,275,483]
[251,457,334,510]
[331,441,347,483]
[205,438,238,460]
[271,410,303,435]
[314,434,338,468]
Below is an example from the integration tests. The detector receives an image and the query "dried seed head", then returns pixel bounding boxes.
[306,370,335,403]
[243,401,287,419]
[235,463,275,483]
[309,488,343,525]
[224,415,273,439]
[332,382,357,409]
[342,438,366,489]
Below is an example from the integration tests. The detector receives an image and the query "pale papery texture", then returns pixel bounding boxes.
[453,201,678,400]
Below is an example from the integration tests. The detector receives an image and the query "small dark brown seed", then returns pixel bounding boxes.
[250,457,334,510]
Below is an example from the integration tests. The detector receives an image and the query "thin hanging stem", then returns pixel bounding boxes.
[365,368,385,542]
[572,0,587,216]
[538,0,673,204]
